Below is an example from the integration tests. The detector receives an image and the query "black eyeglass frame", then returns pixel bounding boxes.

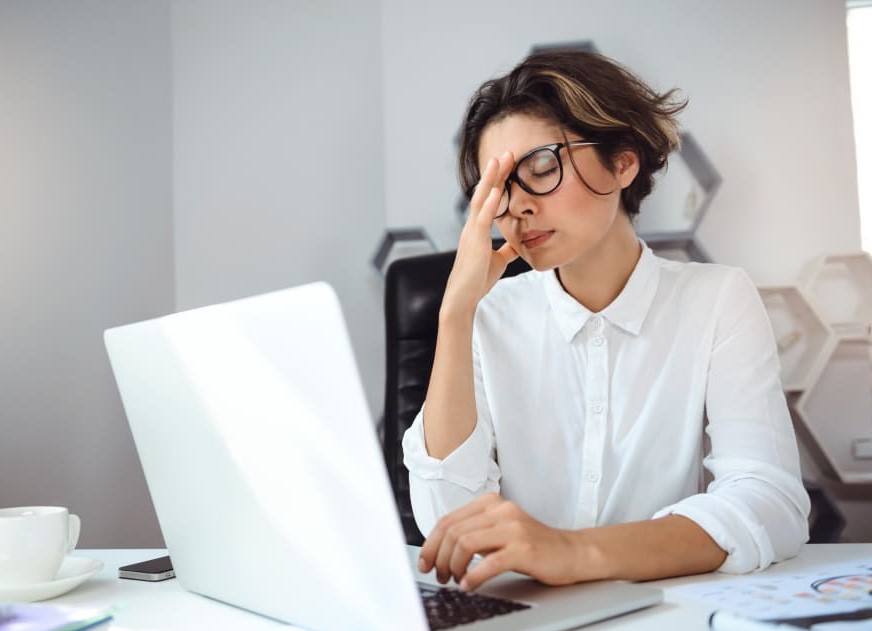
[467,140,601,218]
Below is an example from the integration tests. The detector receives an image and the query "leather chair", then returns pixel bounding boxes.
[382,247,531,545]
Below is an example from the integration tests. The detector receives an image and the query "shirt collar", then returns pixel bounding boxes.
[542,241,661,342]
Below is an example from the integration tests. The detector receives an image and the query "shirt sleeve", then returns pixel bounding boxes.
[652,268,810,573]
[401,330,501,537]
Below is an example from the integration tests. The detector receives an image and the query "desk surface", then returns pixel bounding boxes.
[48,544,871,630]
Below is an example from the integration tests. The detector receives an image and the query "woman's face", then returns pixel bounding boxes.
[477,113,638,271]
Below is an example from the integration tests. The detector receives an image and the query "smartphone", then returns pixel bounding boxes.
[118,555,175,581]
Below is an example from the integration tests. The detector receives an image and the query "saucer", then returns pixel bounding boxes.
[0,556,104,603]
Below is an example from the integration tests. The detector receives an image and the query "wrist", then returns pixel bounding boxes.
[569,528,612,581]
[438,301,477,327]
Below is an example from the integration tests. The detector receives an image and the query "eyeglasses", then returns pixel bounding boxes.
[491,141,599,219]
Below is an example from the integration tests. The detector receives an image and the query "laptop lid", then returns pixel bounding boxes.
[105,282,427,630]
[105,281,662,631]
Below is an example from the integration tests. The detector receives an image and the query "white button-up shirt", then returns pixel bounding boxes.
[402,243,810,574]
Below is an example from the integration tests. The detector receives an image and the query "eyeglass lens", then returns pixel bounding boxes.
[497,144,615,217]
[498,147,561,215]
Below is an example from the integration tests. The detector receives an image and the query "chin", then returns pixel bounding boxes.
[520,251,560,272]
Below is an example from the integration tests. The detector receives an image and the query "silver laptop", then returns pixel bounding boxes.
[104,282,662,631]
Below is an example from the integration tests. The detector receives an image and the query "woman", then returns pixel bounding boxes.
[402,50,809,592]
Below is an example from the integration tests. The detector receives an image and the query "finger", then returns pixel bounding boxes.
[431,505,501,584]
[460,549,513,592]
[426,493,501,550]
[470,151,513,217]
[495,242,519,265]
[468,158,499,212]
[418,529,443,574]
[461,182,502,239]
[446,519,503,583]
[495,151,515,184]
[474,185,506,228]
[490,151,515,219]
[419,494,502,572]
[433,523,463,584]
[438,512,501,582]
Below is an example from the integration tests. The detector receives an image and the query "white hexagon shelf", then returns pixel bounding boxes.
[801,252,872,336]
[372,228,437,276]
[795,336,872,483]
[636,132,722,243]
[758,286,835,392]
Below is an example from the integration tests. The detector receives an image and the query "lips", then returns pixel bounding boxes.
[521,230,554,250]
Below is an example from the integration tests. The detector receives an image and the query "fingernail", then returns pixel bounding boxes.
[418,557,427,571]
[459,578,470,591]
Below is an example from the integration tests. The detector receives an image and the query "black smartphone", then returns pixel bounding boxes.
[118,555,175,581]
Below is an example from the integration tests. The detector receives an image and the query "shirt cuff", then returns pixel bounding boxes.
[652,492,775,574]
[401,409,494,492]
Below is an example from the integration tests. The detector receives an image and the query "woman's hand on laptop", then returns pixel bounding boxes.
[417,493,601,591]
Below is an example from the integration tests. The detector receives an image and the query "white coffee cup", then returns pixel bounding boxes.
[0,506,81,586]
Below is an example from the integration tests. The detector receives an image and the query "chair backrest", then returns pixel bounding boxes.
[382,248,531,544]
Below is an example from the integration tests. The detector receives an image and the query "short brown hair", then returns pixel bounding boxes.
[458,50,687,218]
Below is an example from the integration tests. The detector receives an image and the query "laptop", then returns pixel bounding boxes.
[104,282,662,631]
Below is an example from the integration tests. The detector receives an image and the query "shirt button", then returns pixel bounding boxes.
[593,403,603,413]
[585,472,600,483]
[593,336,604,346]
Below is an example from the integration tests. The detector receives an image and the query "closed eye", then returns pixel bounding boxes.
[520,150,559,179]
[529,165,558,178]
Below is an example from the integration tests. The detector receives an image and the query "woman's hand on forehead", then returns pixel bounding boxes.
[470,152,513,213]
[442,151,518,318]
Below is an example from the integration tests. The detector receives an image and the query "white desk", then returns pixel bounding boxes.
[50,544,871,630]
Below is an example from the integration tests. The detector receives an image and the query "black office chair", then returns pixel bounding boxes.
[382,247,531,545]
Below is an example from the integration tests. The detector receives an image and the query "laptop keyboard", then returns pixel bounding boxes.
[418,584,531,630]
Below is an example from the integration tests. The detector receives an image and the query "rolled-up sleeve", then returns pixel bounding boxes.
[653,269,810,573]
[401,333,501,537]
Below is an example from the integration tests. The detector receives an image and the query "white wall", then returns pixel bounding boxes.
[172,0,386,417]
[381,0,862,284]
[1,0,386,549]
[0,0,174,547]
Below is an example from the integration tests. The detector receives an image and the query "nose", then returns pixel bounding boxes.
[504,180,537,218]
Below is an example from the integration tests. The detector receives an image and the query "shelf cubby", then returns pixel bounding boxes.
[795,337,872,483]
[371,228,437,276]
[758,286,835,392]
[801,253,872,336]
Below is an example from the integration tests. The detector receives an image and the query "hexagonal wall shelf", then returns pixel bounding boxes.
[758,286,835,392]
[795,336,872,483]
[801,252,872,336]
[531,40,599,54]
[372,228,437,276]
[636,132,722,243]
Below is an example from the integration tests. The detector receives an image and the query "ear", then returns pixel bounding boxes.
[614,150,640,189]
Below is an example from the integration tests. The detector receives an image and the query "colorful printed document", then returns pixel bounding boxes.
[671,557,872,623]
